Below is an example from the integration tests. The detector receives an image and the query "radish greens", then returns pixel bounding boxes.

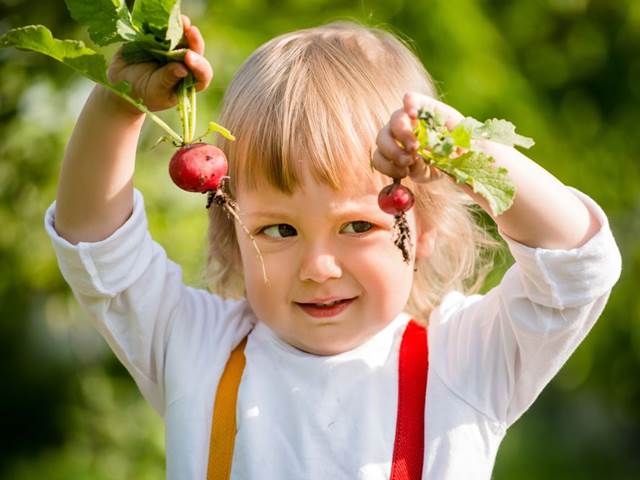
[0,0,232,146]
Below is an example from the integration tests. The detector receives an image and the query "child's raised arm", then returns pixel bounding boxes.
[373,92,601,250]
[54,16,212,245]
[374,92,621,428]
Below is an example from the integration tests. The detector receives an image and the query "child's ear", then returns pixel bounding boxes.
[415,225,437,260]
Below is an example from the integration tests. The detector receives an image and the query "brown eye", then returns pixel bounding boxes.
[260,224,297,238]
[342,221,374,234]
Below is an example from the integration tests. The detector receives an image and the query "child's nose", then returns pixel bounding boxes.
[298,251,343,283]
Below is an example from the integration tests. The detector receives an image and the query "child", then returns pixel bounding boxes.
[45,17,621,479]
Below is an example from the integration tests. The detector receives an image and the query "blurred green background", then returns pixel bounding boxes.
[0,0,638,478]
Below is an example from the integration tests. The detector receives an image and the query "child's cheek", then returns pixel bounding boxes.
[360,234,415,294]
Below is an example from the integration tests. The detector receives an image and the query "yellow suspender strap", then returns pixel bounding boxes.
[206,336,248,480]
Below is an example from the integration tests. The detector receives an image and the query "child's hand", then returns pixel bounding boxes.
[106,15,213,113]
[372,92,465,182]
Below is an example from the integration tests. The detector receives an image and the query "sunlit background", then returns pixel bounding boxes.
[0,0,638,478]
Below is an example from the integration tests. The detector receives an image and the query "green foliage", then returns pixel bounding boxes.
[0,0,194,144]
[461,117,536,149]
[0,25,110,85]
[413,109,532,215]
[0,0,639,478]
[64,0,138,46]
[131,0,183,50]
[438,150,515,216]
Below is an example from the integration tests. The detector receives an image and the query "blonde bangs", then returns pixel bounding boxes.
[217,21,434,196]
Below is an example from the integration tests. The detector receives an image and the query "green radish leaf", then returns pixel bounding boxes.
[413,108,530,216]
[413,117,429,147]
[483,118,535,148]
[120,32,171,62]
[121,42,188,63]
[0,24,184,144]
[431,150,515,216]
[450,124,471,148]
[461,116,535,148]
[132,0,183,50]
[417,108,443,129]
[433,137,454,156]
[64,0,138,46]
[0,25,113,85]
[1,3,232,153]
[207,121,236,141]
[165,2,183,50]
[0,25,137,100]
[459,116,484,136]
[121,41,163,63]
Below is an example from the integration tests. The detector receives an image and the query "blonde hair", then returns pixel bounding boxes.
[204,20,502,322]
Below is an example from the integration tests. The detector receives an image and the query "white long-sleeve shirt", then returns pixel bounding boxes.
[44,187,621,479]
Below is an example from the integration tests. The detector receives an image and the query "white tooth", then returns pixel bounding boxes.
[316,300,339,307]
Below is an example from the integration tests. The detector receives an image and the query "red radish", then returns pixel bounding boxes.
[169,143,228,192]
[378,180,415,215]
[378,178,415,264]
[167,141,268,283]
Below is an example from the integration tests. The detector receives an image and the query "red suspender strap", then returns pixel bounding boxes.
[390,319,429,480]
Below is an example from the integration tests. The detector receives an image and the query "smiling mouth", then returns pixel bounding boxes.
[295,297,357,318]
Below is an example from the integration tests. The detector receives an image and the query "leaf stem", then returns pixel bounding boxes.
[182,87,189,142]
[176,80,187,144]
[106,85,183,144]
[189,84,197,143]
[176,74,196,144]
[148,48,188,62]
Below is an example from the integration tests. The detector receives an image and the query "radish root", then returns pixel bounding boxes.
[206,178,269,284]
[393,213,413,263]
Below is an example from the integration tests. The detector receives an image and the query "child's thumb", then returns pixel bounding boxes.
[160,62,189,89]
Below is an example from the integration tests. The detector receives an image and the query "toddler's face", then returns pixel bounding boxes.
[235,171,432,356]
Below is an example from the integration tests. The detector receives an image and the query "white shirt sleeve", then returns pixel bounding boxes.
[43,189,253,415]
[428,186,622,427]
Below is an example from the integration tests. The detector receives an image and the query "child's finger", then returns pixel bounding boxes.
[403,92,433,116]
[403,92,420,119]
[408,158,431,183]
[185,25,205,55]
[185,50,213,91]
[154,61,189,93]
[181,15,191,30]
[389,109,419,152]
[371,148,409,179]
[376,123,414,167]
[403,92,464,130]
[410,160,446,184]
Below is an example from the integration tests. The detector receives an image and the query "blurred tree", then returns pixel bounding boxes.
[0,0,638,478]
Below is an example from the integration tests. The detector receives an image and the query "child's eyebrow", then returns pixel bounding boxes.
[244,204,383,221]
[243,210,294,220]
